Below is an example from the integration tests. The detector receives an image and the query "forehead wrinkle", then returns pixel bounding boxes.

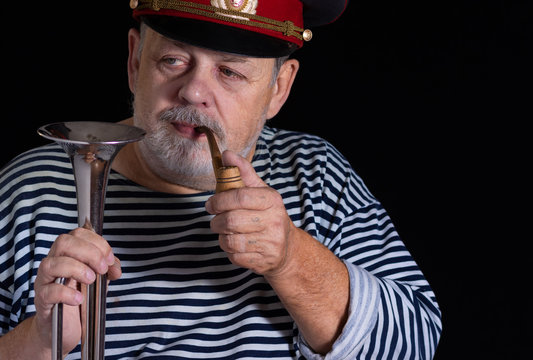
[218,54,248,63]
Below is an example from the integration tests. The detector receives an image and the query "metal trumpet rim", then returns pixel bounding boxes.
[38,121,146,146]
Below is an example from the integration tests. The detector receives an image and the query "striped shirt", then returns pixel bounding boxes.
[0,126,441,359]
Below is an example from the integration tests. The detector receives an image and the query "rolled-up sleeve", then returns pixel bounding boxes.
[298,261,381,359]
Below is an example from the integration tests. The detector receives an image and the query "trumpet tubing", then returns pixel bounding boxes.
[38,122,145,360]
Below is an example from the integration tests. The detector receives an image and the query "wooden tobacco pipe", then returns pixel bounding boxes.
[197,126,245,193]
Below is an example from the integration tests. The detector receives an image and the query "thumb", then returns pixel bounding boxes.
[221,150,266,188]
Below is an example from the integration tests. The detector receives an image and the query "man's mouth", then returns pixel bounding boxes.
[171,122,206,139]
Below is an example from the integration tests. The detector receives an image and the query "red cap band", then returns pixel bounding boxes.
[131,0,312,49]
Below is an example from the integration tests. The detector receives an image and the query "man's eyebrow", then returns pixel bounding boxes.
[218,54,249,63]
[170,39,188,49]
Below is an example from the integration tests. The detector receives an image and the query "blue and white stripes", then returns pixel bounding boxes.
[0,126,441,359]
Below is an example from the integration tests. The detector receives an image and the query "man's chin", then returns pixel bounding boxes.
[153,168,216,191]
[172,176,216,192]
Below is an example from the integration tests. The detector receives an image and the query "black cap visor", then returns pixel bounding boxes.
[142,15,298,58]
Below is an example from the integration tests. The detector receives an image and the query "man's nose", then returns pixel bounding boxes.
[177,66,214,108]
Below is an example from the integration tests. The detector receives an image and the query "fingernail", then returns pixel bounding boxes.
[86,268,96,282]
[74,291,83,304]
[205,198,212,213]
[99,258,108,274]
[106,251,115,266]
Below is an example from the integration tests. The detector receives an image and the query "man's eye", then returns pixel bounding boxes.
[220,67,243,79]
[163,58,185,66]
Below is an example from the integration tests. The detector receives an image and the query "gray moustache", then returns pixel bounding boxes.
[159,106,225,142]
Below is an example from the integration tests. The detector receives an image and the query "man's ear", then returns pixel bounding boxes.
[127,28,141,94]
[265,59,300,119]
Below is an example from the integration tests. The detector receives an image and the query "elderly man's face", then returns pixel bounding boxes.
[127,26,279,191]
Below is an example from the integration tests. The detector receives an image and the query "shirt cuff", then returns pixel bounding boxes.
[298,260,381,359]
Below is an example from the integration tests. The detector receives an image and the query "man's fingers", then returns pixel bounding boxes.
[49,230,115,275]
[221,150,266,188]
[219,233,265,254]
[107,256,122,281]
[35,281,83,311]
[210,209,266,234]
[206,187,275,214]
[37,256,97,287]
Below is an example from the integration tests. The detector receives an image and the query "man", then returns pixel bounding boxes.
[0,1,441,359]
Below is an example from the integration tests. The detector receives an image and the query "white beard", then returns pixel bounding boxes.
[134,106,224,191]
[133,105,260,191]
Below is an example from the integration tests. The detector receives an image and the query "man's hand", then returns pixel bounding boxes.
[31,228,121,356]
[205,150,296,276]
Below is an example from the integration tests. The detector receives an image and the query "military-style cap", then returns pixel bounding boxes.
[130,0,348,57]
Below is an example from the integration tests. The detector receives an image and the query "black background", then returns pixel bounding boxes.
[2,1,530,358]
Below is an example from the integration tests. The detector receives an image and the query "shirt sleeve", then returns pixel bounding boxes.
[296,141,442,359]
[0,162,16,335]
[0,281,13,335]
[298,261,381,359]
